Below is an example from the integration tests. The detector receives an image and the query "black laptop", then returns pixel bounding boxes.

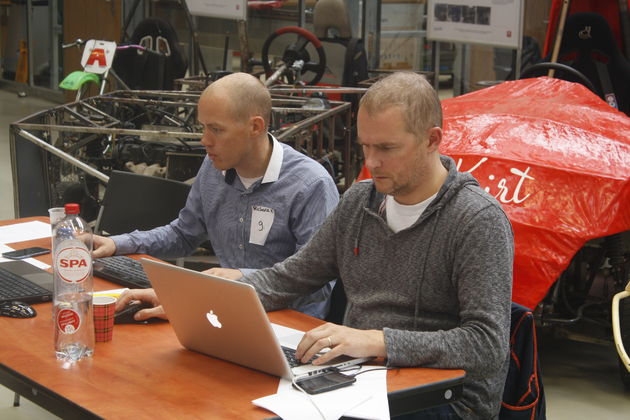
[0,261,54,303]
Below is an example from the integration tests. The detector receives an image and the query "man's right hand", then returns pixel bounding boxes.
[115,288,167,321]
[92,235,116,258]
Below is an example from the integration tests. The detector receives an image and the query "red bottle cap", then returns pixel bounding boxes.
[64,203,80,214]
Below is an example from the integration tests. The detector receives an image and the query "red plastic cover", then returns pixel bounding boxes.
[440,77,630,308]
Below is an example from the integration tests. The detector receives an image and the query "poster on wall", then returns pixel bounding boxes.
[426,0,523,49]
[186,0,247,20]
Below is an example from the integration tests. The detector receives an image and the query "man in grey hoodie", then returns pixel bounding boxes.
[121,72,513,418]
[241,72,514,419]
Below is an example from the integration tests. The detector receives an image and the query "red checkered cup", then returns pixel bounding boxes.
[93,296,117,342]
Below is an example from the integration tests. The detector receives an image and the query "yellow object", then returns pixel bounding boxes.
[612,282,630,373]
[93,292,122,298]
[15,39,28,83]
[93,288,129,299]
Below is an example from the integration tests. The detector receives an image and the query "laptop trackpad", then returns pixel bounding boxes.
[271,323,336,357]
[272,323,304,349]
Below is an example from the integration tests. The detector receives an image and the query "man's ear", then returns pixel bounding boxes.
[250,115,266,137]
[427,127,442,152]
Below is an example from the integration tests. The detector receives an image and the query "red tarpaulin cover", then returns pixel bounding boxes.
[440,77,630,308]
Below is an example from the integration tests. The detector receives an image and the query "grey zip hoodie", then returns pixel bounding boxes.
[243,156,514,419]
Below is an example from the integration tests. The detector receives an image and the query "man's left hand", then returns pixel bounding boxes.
[295,323,387,365]
[202,267,243,280]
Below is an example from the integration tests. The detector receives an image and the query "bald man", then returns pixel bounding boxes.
[92,73,339,319]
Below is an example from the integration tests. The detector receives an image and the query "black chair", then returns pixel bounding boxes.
[520,12,630,116]
[500,302,546,420]
[325,278,347,324]
[95,170,191,236]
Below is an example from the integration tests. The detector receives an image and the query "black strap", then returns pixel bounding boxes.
[594,59,618,109]
[343,37,363,87]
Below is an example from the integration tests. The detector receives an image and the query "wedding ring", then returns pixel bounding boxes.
[327,336,333,348]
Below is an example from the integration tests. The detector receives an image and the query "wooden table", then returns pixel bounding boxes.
[1,217,465,419]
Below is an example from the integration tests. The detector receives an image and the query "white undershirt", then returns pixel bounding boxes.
[385,193,437,233]
[238,174,263,189]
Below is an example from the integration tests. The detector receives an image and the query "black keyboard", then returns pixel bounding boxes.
[93,256,151,289]
[282,346,318,367]
[0,266,51,303]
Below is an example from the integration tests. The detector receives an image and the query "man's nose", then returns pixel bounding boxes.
[201,132,213,147]
[364,150,380,171]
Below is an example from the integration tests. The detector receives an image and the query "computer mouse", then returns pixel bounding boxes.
[114,301,158,324]
[0,301,37,318]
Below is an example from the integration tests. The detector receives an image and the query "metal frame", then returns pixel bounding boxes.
[10,89,356,219]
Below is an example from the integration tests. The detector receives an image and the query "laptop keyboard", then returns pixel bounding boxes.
[282,346,318,367]
[0,266,51,303]
[93,256,151,289]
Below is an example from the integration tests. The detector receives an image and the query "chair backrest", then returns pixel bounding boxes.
[113,17,188,90]
[556,12,630,115]
[312,0,368,108]
[313,0,352,39]
[95,170,191,236]
[500,302,546,420]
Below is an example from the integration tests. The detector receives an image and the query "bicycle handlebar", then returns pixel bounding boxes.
[62,39,86,49]
[61,39,164,56]
[116,44,164,56]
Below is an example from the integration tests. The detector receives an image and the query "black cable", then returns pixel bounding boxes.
[145,104,191,129]
[335,366,395,378]
[144,105,194,151]
[350,367,395,377]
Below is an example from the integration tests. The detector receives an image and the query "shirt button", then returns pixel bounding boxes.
[239,217,244,223]
[239,244,244,249]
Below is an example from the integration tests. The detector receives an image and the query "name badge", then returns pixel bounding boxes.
[249,205,274,245]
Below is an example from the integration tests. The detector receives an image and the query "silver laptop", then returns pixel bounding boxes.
[140,258,371,379]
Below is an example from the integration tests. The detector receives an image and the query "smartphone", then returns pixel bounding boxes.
[2,247,51,260]
[293,371,356,395]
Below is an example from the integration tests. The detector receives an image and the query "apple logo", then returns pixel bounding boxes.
[206,310,222,328]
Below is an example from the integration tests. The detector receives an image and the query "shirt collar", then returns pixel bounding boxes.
[261,134,283,184]
[222,133,283,185]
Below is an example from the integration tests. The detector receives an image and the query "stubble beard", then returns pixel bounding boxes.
[377,157,428,201]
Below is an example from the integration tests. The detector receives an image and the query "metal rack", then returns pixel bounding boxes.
[10,89,356,220]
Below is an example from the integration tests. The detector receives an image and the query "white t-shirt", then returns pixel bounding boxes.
[385,193,437,233]
[238,174,263,189]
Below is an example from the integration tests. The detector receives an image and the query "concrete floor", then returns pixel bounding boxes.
[0,89,629,418]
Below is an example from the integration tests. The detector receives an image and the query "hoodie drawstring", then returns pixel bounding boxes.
[414,207,441,329]
[353,209,366,256]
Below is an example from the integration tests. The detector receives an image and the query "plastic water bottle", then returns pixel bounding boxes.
[52,203,94,361]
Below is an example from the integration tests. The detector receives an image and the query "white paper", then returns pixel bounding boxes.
[343,368,389,419]
[0,221,52,244]
[186,0,247,20]
[252,366,389,420]
[0,244,51,270]
[427,0,523,49]
[249,205,274,246]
